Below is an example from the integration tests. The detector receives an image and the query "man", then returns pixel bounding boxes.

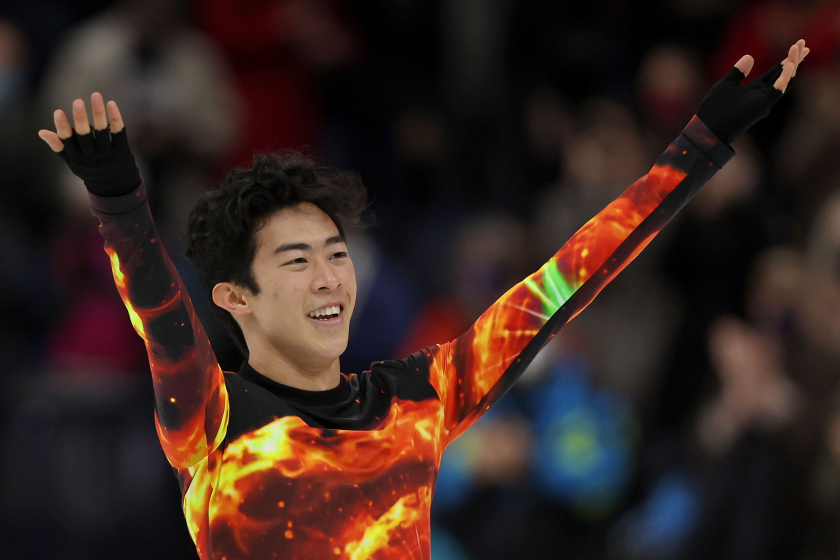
[39,41,808,560]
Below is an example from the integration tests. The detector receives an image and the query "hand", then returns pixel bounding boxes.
[38,93,141,197]
[697,40,809,146]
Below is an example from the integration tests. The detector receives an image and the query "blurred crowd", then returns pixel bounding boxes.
[1,0,840,558]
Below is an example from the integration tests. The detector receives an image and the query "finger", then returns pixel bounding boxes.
[72,98,91,135]
[786,40,806,67]
[733,55,754,78]
[53,109,73,139]
[793,46,809,77]
[795,39,806,62]
[107,100,124,133]
[91,92,108,131]
[796,39,805,62]
[774,61,795,93]
[38,129,66,152]
[754,61,784,86]
[787,43,799,65]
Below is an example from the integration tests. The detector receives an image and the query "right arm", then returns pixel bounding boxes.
[40,95,229,469]
[93,182,229,468]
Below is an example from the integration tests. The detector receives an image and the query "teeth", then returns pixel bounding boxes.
[308,305,341,319]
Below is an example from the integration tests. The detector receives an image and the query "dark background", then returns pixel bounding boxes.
[1,0,840,558]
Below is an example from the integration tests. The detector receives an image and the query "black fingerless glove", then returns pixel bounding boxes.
[57,127,142,197]
[697,62,794,146]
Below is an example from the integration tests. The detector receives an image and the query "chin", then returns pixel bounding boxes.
[317,335,349,360]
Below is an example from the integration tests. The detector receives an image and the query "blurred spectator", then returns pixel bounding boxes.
[607,469,700,560]
[800,193,840,388]
[521,88,574,195]
[534,98,675,404]
[696,317,800,457]
[637,45,704,144]
[1,0,114,82]
[803,390,840,558]
[40,0,240,222]
[34,0,246,372]
[656,138,770,429]
[37,0,242,373]
[433,407,544,560]
[806,191,840,277]
[396,212,530,358]
[776,68,840,232]
[341,231,419,373]
[747,246,805,340]
[46,171,149,376]
[710,0,840,81]
[686,317,801,560]
[610,316,804,560]
[435,327,639,560]
[785,268,840,461]
[435,407,533,512]
[0,367,196,559]
[745,248,836,478]
[535,98,652,253]
[708,1,839,159]
[755,199,840,428]
[526,344,639,520]
[196,0,357,167]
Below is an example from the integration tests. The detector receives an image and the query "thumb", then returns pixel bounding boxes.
[732,55,754,80]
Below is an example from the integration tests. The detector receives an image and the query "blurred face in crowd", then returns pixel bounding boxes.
[225,203,357,371]
[709,317,777,387]
[637,45,702,134]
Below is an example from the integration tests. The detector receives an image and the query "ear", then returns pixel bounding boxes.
[212,282,251,317]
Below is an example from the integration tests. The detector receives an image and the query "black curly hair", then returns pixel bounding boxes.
[185,152,368,355]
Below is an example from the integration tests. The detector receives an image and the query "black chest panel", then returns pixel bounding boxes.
[222,352,438,445]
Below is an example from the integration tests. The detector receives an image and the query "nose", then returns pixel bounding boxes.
[312,257,340,292]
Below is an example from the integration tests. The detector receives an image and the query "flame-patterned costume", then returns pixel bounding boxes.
[90,116,733,559]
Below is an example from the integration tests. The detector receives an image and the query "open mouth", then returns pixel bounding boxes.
[307,304,344,322]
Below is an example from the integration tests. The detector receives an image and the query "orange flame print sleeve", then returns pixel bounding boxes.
[423,116,735,443]
[89,183,229,469]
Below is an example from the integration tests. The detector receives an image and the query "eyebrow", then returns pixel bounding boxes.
[274,235,346,254]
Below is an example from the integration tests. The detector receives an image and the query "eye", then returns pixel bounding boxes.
[331,251,349,260]
[284,257,308,265]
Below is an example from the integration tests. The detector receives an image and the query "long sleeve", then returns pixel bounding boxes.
[89,182,229,469]
[422,116,735,444]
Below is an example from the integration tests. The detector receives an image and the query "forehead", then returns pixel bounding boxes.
[255,203,340,248]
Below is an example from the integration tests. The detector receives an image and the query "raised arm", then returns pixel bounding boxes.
[423,42,809,444]
[39,94,229,468]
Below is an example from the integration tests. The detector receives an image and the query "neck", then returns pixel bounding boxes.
[246,344,341,391]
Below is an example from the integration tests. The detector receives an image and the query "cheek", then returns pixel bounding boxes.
[343,267,358,301]
[258,280,306,322]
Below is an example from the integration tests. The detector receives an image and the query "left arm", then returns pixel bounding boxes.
[419,42,808,444]
[423,116,730,443]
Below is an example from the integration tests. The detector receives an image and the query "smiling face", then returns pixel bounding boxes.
[237,203,357,372]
